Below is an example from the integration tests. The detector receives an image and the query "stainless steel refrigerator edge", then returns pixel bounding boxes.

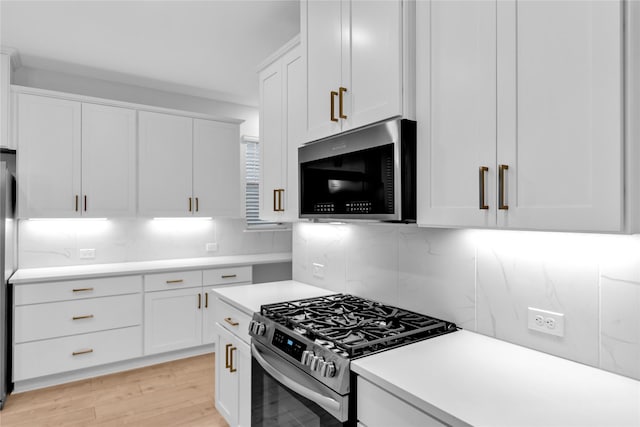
[0,148,16,410]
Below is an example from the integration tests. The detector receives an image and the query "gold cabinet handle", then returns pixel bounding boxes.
[72,314,94,320]
[229,347,237,373]
[166,279,184,284]
[188,197,192,212]
[225,343,232,369]
[224,317,239,327]
[72,349,93,356]
[198,293,202,309]
[498,164,509,210]
[330,91,339,122]
[221,274,237,279]
[72,287,94,293]
[75,195,79,212]
[339,87,348,119]
[479,166,489,210]
[276,189,285,212]
[84,195,87,212]
[205,292,209,308]
[195,197,199,212]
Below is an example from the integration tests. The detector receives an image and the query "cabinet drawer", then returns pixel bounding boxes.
[15,294,142,343]
[14,326,142,381]
[215,298,251,344]
[357,377,447,427]
[144,270,202,292]
[14,275,142,305]
[203,266,251,285]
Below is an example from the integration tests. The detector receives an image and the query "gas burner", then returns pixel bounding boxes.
[260,294,457,358]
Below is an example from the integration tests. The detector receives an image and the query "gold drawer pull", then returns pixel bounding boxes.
[479,166,489,210]
[330,91,339,122]
[229,346,237,373]
[498,164,509,210]
[72,314,94,320]
[221,274,237,279]
[72,287,94,293]
[72,349,94,356]
[166,279,184,284]
[338,87,348,119]
[225,343,232,369]
[224,317,239,327]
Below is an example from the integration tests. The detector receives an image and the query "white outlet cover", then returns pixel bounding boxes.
[79,248,96,259]
[527,307,565,337]
[206,242,218,252]
[312,262,325,279]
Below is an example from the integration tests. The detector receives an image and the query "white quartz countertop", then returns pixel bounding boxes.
[9,252,292,284]
[210,280,335,315]
[352,330,640,427]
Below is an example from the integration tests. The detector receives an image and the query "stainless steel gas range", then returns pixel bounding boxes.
[248,294,458,427]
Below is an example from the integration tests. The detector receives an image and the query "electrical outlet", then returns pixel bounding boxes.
[528,307,565,337]
[312,262,325,279]
[206,242,218,252]
[79,248,96,260]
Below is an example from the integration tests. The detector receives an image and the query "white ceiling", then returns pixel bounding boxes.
[0,0,300,107]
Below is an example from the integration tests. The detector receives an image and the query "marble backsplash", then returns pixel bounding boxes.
[292,222,640,381]
[18,218,292,268]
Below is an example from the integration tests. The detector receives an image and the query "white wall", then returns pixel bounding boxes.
[293,222,640,381]
[18,218,291,268]
[13,66,259,136]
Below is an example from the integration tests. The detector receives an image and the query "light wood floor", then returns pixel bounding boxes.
[0,353,229,427]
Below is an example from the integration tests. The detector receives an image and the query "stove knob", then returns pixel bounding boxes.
[301,350,314,366]
[255,322,266,336]
[320,361,337,378]
[310,355,324,371]
[248,321,257,334]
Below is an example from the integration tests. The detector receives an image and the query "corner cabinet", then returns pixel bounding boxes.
[301,0,414,142]
[138,111,241,218]
[416,0,624,232]
[17,94,136,218]
[258,39,305,221]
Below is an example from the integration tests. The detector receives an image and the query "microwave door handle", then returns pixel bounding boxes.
[251,343,340,413]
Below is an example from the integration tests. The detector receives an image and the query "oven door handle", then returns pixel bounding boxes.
[251,343,341,413]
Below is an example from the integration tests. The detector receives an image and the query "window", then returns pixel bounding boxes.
[241,136,285,228]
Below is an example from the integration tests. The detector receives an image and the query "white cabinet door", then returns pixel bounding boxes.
[138,111,193,217]
[236,338,251,427]
[346,0,403,132]
[81,103,136,217]
[144,288,203,355]
[416,0,497,228]
[259,59,285,222]
[17,94,81,218]
[215,324,239,427]
[193,119,240,218]
[283,45,305,221]
[497,0,623,232]
[303,0,343,141]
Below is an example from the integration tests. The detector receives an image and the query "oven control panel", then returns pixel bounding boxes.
[272,329,306,362]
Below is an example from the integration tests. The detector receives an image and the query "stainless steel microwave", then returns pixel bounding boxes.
[298,118,416,222]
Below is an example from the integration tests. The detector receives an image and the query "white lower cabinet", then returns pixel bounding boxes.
[357,377,446,427]
[144,287,204,355]
[213,295,252,427]
[13,275,143,381]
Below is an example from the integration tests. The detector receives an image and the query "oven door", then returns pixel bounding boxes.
[251,340,351,427]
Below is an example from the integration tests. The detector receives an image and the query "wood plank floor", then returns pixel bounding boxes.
[0,353,230,427]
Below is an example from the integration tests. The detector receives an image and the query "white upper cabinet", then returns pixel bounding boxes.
[18,94,136,218]
[138,111,193,217]
[259,39,304,222]
[139,112,240,218]
[302,0,413,143]
[18,94,81,218]
[193,119,241,218]
[417,0,623,232]
[81,103,136,217]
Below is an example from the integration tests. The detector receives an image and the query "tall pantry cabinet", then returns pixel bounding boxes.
[416,0,624,232]
[258,37,304,222]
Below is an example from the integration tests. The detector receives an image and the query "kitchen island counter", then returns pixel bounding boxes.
[352,329,640,427]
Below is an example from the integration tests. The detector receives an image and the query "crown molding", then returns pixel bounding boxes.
[0,46,22,69]
[256,34,301,72]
